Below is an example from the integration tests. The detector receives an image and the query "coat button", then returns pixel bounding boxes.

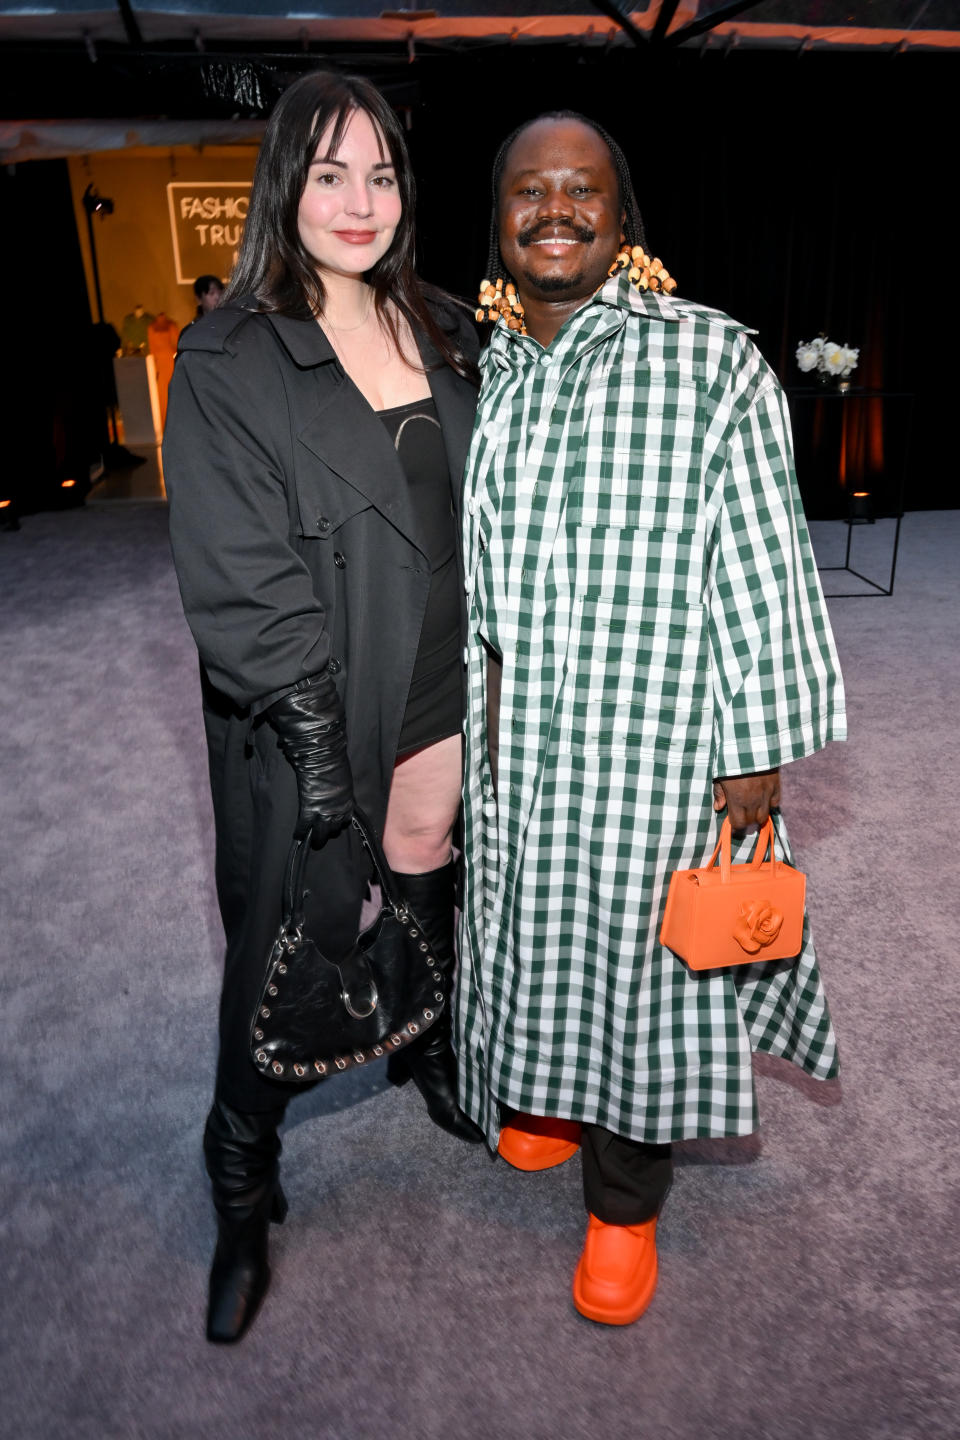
[466,497,477,515]
[317,515,330,531]
[328,658,342,675]
[334,552,346,568]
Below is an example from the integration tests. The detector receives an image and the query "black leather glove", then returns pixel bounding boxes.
[265,671,354,841]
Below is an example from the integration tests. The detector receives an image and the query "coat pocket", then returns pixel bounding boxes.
[561,596,709,758]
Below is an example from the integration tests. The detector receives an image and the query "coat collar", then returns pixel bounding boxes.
[488,272,755,359]
[262,308,338,368]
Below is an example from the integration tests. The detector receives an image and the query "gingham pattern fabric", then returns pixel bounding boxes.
[456,274,846,1147]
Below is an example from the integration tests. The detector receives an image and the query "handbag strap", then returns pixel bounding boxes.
[280,807,403,937]
[707,816,778,882]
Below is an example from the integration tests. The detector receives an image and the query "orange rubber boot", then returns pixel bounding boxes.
[572,1213,658,1325]
[497,1113,582,1172]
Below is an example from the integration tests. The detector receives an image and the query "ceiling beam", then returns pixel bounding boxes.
[115,0,144,48]
[651,0,683,46]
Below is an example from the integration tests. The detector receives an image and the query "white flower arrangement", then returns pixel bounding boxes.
[796,334,859,380]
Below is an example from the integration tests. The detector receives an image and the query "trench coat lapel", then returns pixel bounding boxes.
[266,310,429,556]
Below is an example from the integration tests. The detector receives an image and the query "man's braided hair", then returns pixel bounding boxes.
[484,110,649,288]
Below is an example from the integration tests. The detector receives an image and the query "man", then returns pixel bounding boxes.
[456,112,846,1326]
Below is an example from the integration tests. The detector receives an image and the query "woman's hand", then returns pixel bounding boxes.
[266,671,354,841]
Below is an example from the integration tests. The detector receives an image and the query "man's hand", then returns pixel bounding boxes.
[713,769,781,831]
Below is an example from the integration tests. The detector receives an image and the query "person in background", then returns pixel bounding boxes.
[193,274,224,319]
[163,71,482,1346]
[457,110,846,1326]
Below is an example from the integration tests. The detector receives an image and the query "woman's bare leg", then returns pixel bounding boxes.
[382,733,462,874]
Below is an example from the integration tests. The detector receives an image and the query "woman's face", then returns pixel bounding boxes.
[297,107,402,279]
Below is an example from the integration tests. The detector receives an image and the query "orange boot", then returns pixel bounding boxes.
[572,1213,658,1325]
[497,1113,582,1171]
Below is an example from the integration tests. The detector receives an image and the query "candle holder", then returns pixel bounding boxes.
[847,491,875,526]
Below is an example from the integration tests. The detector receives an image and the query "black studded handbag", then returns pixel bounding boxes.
[250,809,445,1084]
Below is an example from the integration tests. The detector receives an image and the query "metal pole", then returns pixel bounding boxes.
[85,201,105,325]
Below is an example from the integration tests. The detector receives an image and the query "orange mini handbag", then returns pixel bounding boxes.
[659,817,806,971]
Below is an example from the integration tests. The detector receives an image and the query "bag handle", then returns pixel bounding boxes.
[281,807,401,936]
[706,816,779,882]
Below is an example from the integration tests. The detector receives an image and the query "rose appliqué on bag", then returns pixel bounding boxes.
[732,901,784,954]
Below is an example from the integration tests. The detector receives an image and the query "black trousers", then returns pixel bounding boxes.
[580,1125,673,1226]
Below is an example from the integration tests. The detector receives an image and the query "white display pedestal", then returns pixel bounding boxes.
[113,355,162,444]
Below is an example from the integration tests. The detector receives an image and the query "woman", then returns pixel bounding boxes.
[163,71,481,1346]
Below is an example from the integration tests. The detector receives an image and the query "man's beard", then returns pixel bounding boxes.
[520,266,588,294]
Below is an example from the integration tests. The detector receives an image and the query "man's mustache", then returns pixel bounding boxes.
[516,220,596,247]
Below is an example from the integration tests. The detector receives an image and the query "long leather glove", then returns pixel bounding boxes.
[265,671,354,841]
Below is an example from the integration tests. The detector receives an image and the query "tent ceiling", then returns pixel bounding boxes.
[0,2,957,52]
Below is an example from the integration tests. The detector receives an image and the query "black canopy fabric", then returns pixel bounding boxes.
[0,1,957,52]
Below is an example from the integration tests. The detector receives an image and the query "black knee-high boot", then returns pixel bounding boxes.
[386,861,484,1144]
[203,1097,289,1343]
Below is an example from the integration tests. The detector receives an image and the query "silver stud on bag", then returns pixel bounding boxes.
[409,1022,419,1035]
[434,992,444,1003]
[390,1034,402,1047]
[373,1045,384,1056]
[268,985,278,997]
[418,941,429,952]
[254,1028,264,1041]
[335,1058,347,1071]
[294,1064,306,1077]
[277,963,288,975]
[409,927,419,937]
[256,1050,267,1063]
[314,1061,327,1074]
[260,1006,271,1018]
[433,972,442,981]
[354,1052,365,1064]
[272,1061,284,1075]
[423,1010,434,1021]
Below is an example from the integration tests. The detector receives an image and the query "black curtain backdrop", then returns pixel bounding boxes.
[408,48,952,514]
[0,159,96,518]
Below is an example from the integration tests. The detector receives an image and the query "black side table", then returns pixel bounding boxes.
[786,388,914,597]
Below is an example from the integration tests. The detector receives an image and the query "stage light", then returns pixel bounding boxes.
[82,184,114,218]
[0,498,11,508]
[61,479,77,488]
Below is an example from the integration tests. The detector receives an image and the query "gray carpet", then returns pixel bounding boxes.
[1,505,957,1440]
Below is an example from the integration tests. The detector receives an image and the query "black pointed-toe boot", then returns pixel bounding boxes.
[386,861,484,1144]
[203,1097,289,1343]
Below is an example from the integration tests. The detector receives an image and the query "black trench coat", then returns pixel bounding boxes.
[163,298,479,1108]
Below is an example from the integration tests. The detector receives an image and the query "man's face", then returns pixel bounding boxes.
[497,118,623,305]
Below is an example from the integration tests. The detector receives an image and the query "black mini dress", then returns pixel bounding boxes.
[377,396,462,757]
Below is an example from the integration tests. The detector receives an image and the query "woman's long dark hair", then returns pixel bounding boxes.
[225,71,476,383]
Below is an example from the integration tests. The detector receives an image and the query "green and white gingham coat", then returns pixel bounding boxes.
[456,274,846,1147]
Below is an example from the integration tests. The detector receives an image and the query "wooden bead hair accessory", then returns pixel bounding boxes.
[476,245,677,333]
[475,277,527,334]
[609,243,677,294]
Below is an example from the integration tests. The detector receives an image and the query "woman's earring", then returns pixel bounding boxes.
[608,241,677,295]
[476,277,526,334]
